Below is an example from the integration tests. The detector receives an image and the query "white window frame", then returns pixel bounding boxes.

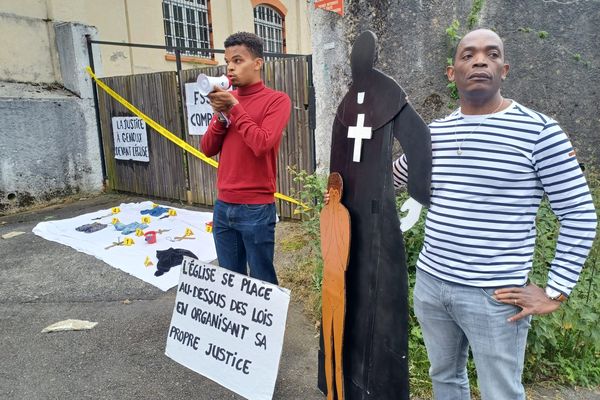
[162,0,212,58]
[254,4,285,55]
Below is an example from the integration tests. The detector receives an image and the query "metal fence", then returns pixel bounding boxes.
[90,39,315,219]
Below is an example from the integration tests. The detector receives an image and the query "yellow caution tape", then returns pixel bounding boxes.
[86,67,308,210]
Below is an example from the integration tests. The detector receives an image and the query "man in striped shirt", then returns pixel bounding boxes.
[393,29,597,399]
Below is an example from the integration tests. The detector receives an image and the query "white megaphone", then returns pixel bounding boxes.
[196,74,232,126]
[196,74,231,96]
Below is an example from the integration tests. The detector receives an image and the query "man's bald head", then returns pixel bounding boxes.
[454,29,505,63]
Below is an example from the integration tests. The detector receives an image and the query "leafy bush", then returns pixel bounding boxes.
[524,172,600,387]
[287,167,327,314]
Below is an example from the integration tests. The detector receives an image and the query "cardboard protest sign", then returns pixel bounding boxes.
[165,257,290,400]
[185,82,214,135]
[111,117,149,162]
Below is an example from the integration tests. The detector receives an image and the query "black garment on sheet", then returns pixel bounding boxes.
[154,248,198,276]
[317,31,432,400]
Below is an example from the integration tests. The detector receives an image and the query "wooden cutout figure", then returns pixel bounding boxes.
[318,31,432,400]
[320,172,351,400]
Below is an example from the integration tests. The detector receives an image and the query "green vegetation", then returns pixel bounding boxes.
[446,56,459,102]
[517,27,550,39]
[281,167,327,319]
[517,27,591,67]
[445,20,461,105]
[285,168,600,396]
[524,171,600,387]
[467,0,485,30]
[538,30,550,39]
[445,19,461,45]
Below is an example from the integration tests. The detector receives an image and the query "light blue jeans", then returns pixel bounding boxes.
[414,269,531,400]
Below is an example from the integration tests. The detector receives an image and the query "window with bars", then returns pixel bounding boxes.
[254,4,285,55]
[162,0,211,58]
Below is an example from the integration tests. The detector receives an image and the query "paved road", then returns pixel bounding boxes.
[0,194,324,400]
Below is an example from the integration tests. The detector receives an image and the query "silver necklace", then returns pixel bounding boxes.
[455,98,505,155]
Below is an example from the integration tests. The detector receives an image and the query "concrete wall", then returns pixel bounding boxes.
[0,22,103,214]
[0,0,312,81]
[310,0,600,171]
[0,12,61,84]
[0,86,102,213]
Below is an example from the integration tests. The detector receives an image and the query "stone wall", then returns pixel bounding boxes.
[310,0,599,171]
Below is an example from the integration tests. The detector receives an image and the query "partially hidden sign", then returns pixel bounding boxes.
[165,257,291,400]
[315,0,344,16]
[111,116,149,162]
[185,82,213,135]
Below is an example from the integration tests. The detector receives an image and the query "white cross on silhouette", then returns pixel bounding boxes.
[347,113,372,162]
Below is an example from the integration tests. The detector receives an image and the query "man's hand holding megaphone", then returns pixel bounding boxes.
[207,86,238,114]
[197,73,235,126]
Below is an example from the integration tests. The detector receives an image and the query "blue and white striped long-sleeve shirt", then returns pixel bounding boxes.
[393,101,597,296]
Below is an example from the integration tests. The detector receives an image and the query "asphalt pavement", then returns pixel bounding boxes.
[0,194,324,400]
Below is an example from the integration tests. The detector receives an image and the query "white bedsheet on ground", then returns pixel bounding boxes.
[33,201,216,291]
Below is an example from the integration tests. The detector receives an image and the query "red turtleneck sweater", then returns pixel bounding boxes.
[200,81,291,204]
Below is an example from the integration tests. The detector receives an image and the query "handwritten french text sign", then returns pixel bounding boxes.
[111,117,149,162]
[185,83,214,135]
[165,257,291,400]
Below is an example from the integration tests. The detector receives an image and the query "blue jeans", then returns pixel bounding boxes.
[414,269,531,400]
[212,200,278,284]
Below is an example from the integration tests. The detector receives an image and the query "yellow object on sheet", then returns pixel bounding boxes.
[144,256,154,267]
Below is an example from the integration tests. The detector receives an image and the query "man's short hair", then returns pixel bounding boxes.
[224,32,264,58]
[450,27,505,64]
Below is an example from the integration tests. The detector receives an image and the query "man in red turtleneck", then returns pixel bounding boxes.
[201,32,291,285]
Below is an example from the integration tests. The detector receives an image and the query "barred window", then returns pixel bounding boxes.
[254,4,285,55]
[162,0,211,58]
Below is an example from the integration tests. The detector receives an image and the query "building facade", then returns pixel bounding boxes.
[0,0,312,82]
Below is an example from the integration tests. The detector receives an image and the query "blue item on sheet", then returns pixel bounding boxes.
[140,207,170,217]
[113,222,148,235]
